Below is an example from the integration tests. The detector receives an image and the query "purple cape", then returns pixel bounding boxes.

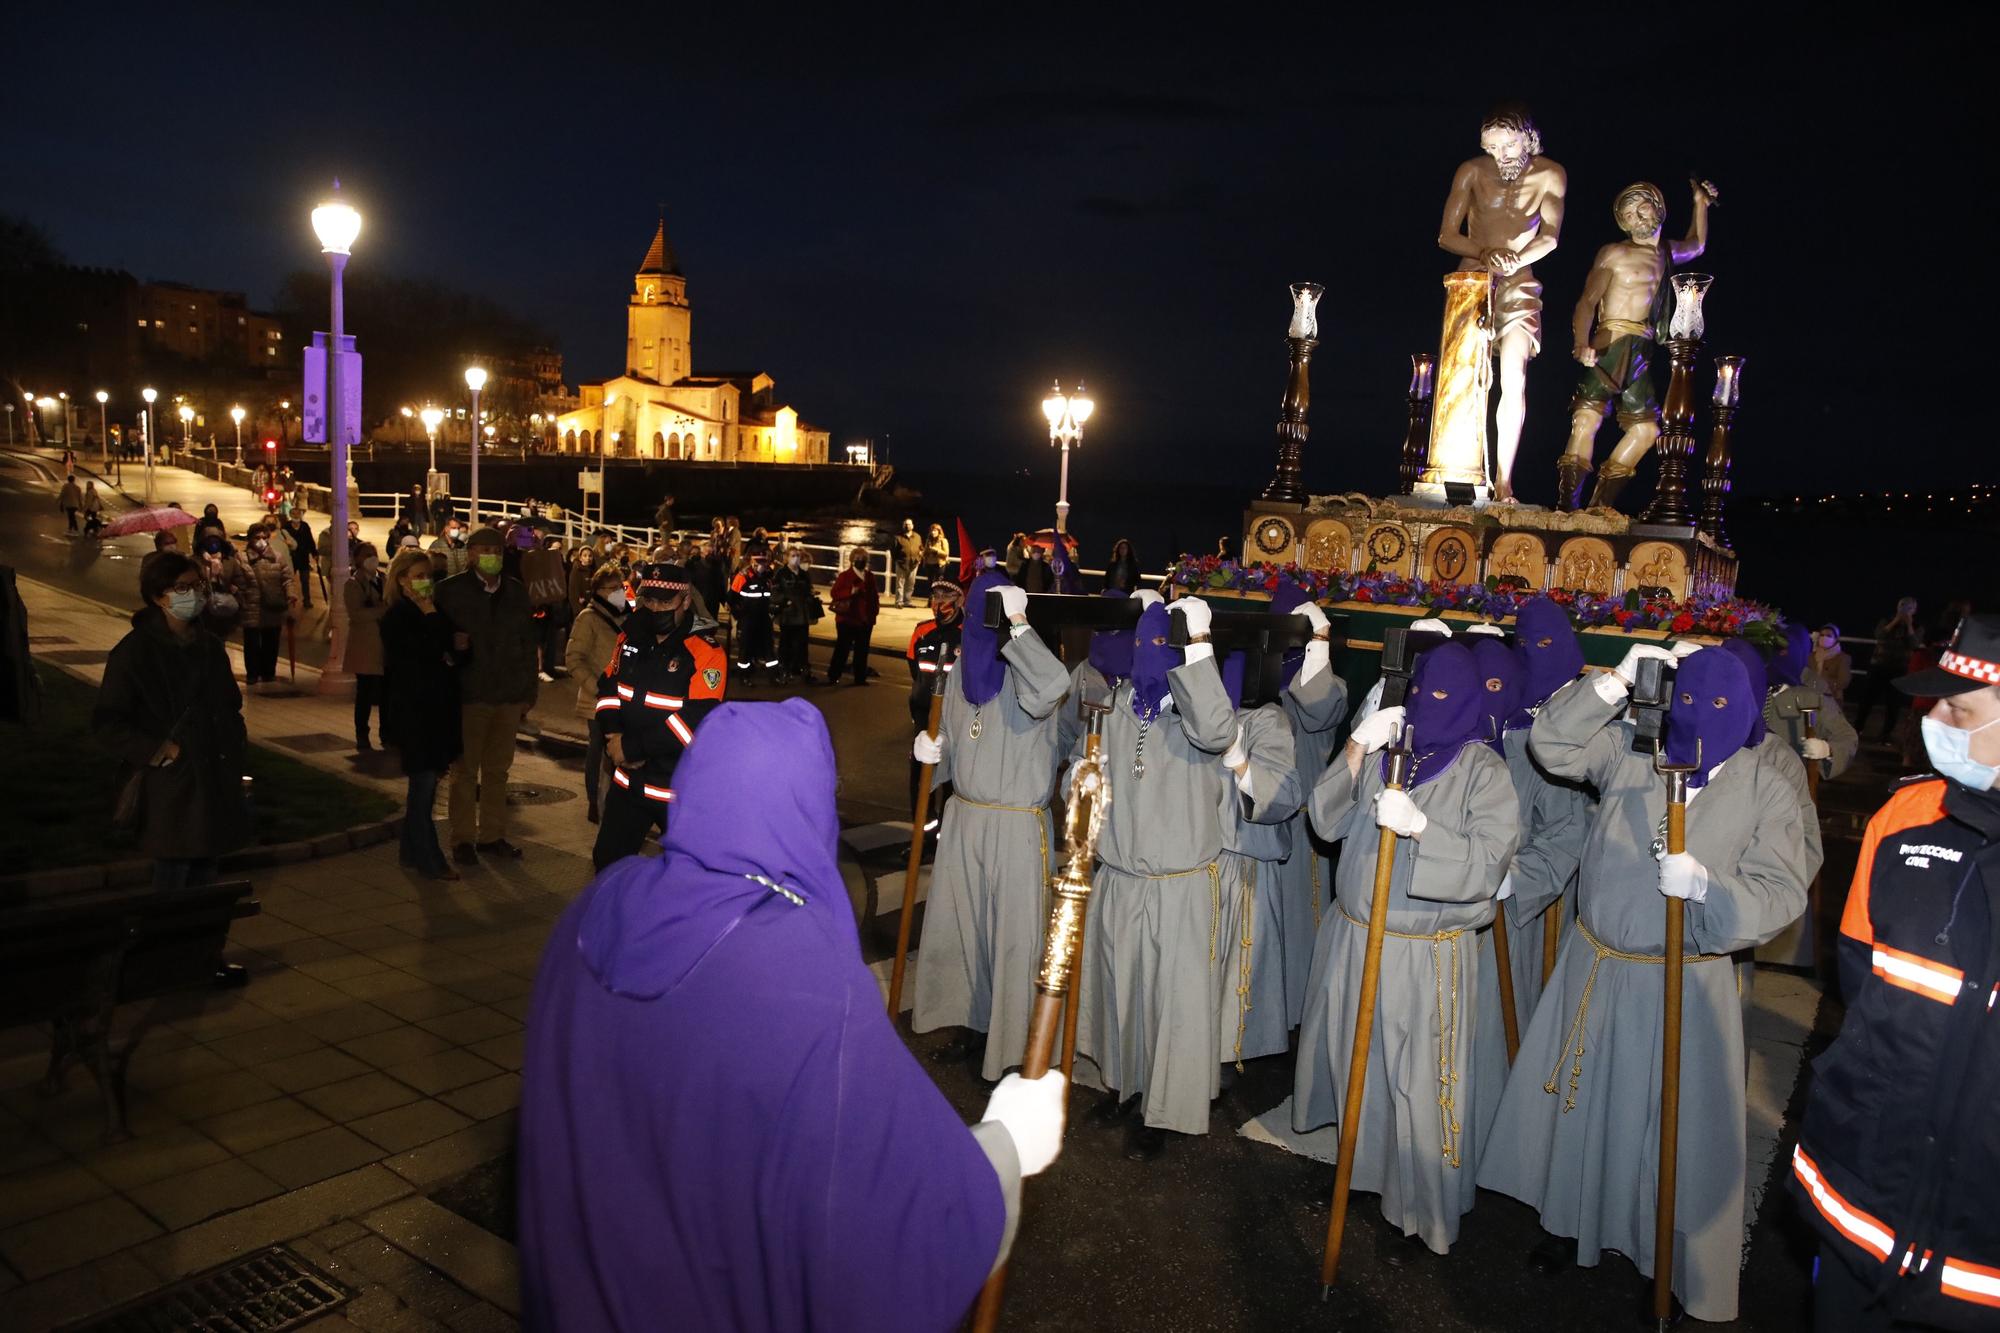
[1088,589,1134,682]
[957,570,1011,707]
[1666,647,1756,788]
[1392,641,1486,789]
[1510,595,1584,725]
[1773,622,1811,688]
[1129,602,1178,721]
[1270,578,1313,686]
[518,700,1004,1332]
[1718,636,1772,747]
[1470,637,1524,755]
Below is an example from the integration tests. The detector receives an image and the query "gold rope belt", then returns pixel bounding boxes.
[1233,861,1255,1071]
[953,798,1053,933]
[1338,904,1468,1167]
[1544,916,1729,1112]
[1133,862,1225,966]
[952,797,1045,814]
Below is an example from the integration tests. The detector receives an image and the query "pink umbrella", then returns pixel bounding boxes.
[99,505,199,538]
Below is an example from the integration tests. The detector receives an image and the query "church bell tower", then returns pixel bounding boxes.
[628,214,692,383]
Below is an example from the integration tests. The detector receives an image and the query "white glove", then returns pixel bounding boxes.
[1221,724,1247,771]
[1349,678,1386,730]
[1299,602,1330,637]
[1495,872,1515,902]
[997,584,1029,622]
[1348,704,1405,754]
[912,730,943,766]
[1668,639,1706,660]
[1410,617,1453,636]
[1131,589,1164,612]
[1463,623,1506,638]
[1172,596,1213,639]
[1800,737,1831,761]
[981,1070,1067,1177]
[1613,643,1678,687]
[1658,852,1709,904]
[1374,788,1428,838]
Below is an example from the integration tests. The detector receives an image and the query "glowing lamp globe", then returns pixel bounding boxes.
[94,390,108,405]
[311,192,363,255]
[1071,389,1094,425]
[178,405,194,424]
[464,366,488,392]
[420,407,443,433]
[230,405,245,424]
[1041,384,1067,429]
[142,387,158,404]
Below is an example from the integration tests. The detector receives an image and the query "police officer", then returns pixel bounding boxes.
[906,577,963,817]
[729,550,778,680]
[1791,612,2000,1333]
[593,562,729,869]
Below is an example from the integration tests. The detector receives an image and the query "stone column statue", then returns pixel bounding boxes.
[1436,103,1567,503]
[1558,178,1718,511]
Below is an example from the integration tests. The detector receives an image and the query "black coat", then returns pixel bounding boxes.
[93,607,249,859]
[380,599,464,774]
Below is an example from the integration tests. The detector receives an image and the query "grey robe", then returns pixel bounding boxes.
[1747,737,1824,971]
[1273,664,1351,1029]
[912,629,1072,1082]
[1765,672,1859,783]
[1214,704,1301,1065]
[1077,654,1239,1135]
[1294,739,1519,1253]
[1478,676,1815,1324]
[1470,726,1595,1150]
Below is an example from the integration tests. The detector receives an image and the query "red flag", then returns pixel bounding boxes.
[956,517,977,584]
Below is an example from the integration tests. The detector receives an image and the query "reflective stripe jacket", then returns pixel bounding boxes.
[906,614,962,729]
[596,623,729,778]
[1791,775,2000,1328]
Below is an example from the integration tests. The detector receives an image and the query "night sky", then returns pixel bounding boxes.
[3,13,1977,504]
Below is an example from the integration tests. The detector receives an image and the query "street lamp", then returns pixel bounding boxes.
[58,391,72,450]
[311,180,363,697]
[399,405,414,447]
[20,391,34,446]
[420,405,443,474]
[464,364,487,523]
[178,403,194,459]
[94,390,109,472]
[1040,380,1094,535]
[141,387,157,501]
[230,404,246,465]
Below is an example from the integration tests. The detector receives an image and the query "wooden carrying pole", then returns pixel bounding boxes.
[1542,900,1562,985]
[969,701,1110,1333]
[1319,725,1412,1296]
[1491,910,1520,1062]
[887,643,953,1018]
[1652,745,1698,1330]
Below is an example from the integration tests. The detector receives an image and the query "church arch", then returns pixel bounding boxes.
[563,429,576,453]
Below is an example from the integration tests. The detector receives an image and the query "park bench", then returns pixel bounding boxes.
[0,880,260,1141]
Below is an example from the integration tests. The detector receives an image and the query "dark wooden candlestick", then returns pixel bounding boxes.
[1259,335,1317,505]
[1640,337,1700,526]
[1699,402,1736,548]
[1399,353,1435,494]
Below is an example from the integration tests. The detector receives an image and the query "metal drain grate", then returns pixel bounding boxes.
[62,1245,352,1332]
[505,781,577,806]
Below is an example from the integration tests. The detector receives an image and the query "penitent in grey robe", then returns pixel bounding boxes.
[1293,741,1520,1253]
[1469,726,1596,1151]
[1745,737,1825,973]
[1076,655,1239,1135]
[1272,666,1351,1030]
[1765,671,1859,783]
[912,629,1072,1082]
[1214,703,1301,1065]
[1478,676,1815,1324]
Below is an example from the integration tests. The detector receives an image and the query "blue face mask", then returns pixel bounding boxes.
[166,589,206,622]
[1921,714,2000,791]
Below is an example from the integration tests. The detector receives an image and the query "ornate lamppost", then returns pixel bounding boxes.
[1640,273,1711,527]
[94,391,109,473]
[1041,381,1094,535]
[230,405,245,465]
[141,386,158,502]
[421,405,443,475]
[465,365,487,524]
[1259,282,1323,505]
[311,182,363,695]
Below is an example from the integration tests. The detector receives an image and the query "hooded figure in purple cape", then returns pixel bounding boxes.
[1481,644,1816,1322]
[909,568,1073,1081]
[1295,640,1520,1252]
[520,700,1066,1332]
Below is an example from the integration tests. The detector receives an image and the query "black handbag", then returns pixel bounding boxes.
[112,653,207,833]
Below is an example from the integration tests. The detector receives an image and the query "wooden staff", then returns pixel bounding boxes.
[969,700,1110,1332]
[886,642,954,1018]
[1542,898,1563,985]
[1319,722,1412,1297]
[1491,909,1520,1063]
[1801,704,1826,979]
[1651,742,1700,1331]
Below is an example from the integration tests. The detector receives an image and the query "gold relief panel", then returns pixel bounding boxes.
[1421,527,1477,584]
[1302,518,1352,573]
[1486,532,1547,588]
[1360,522,1414,577]
[1247,514,1297,562]
[1554,537,1616,597]
[1627,541,1689,600]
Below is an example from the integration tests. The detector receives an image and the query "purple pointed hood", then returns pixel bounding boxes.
[1470,637,1524,755]
[1511,596,1584,723]
[1717,637,1772,747]
[1392,641,1486,789]
[1773,623,1811,688]
[1667,647,1757,788]
[1088,589,1134,682]
[957,570,1011,707]
[576,699,849,999]
[1129,601,1179,721]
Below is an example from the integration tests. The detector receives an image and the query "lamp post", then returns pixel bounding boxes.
[400,405,414,446]
[529,412,542,459]
[58,391,72,450]
[279,399,291,448]
[95,391,109,472]
[230,405,245,466]
[311,182,363,696]
[464,365,487,524]
[3,403,12,445]
[21,391,35,446]
[178,404,194,459]
[1040,382,1093,535]
[420,405,443,475]
[141,387,157,501]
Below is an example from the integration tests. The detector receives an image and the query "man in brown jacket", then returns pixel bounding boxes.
[435,527,539,863]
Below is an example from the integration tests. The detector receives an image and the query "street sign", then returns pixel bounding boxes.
[577,470,603,493]
[302,333,363,445]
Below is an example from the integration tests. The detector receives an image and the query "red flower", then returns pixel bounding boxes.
[1354,588,1374,603]
[1670,612,1694,633]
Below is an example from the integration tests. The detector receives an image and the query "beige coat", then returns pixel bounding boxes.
[564,601,623,719]
[239,548,300,629]
[343,575,387,676]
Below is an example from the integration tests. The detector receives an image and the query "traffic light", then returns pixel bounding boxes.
[263,438,278,457]
[263,486,281,509]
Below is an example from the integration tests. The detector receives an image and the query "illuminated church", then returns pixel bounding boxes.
[552,218,830,463]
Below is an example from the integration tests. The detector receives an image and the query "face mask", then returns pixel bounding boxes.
[166,589,205,622]
[409,578,434,599]
[788,556,802,569]
[475,554,504,576]
[251,539,267,552]
[1921,714,2000,791]
[446,530,461,543]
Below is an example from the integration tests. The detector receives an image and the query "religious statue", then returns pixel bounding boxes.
[1558,178,1718,511]
[1437,103,1567,503]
